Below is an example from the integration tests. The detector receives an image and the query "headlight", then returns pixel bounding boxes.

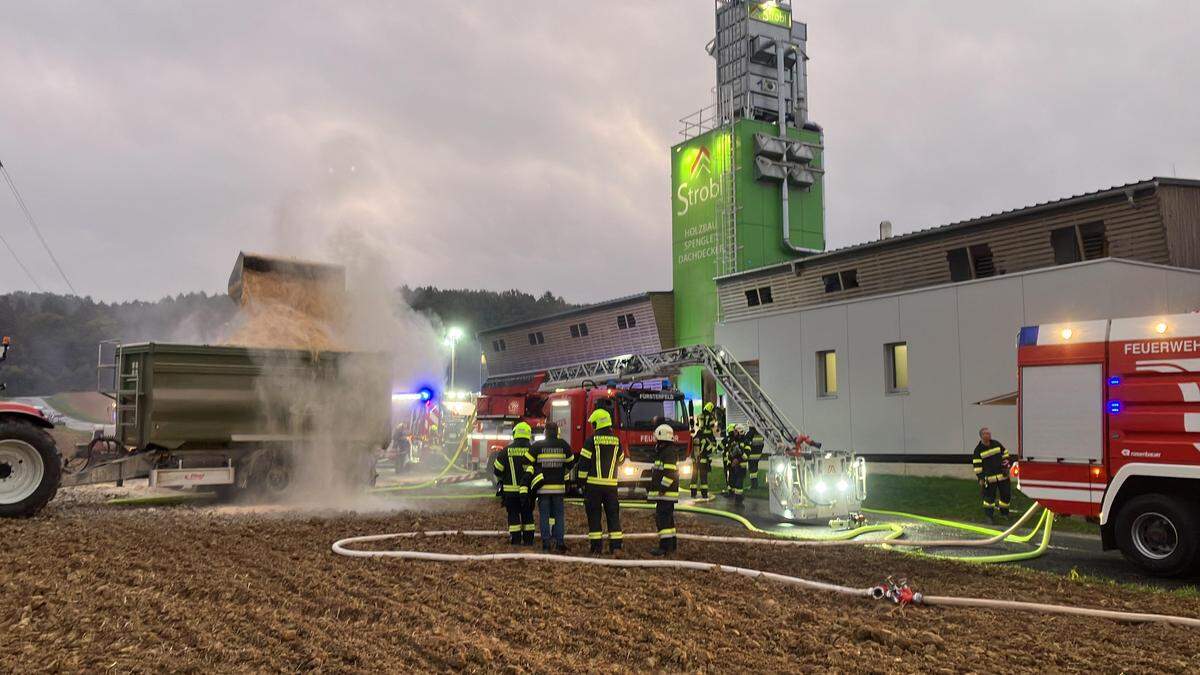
[836,479,849,493]
[814,480,827,494]
[680,463,693,477]
[623,465,636,477]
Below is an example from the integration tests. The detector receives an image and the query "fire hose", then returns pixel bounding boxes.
[331,528,1200,628]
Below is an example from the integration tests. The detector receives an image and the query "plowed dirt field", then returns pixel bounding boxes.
[3,490,1198,673]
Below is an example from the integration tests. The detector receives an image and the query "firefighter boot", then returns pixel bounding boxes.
[609,540,623,557]
[701,489,709,498]
[751,477,759,490]
[522,530,536,546]
[510,532,521,545]
[589,540,603,556]
[650,540,668,556]
[691,488,697,498]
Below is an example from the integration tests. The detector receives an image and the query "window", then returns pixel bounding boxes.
[821,270,859,294]
[569,323,589,338]
[817,350,837,397]
[744,286,774,307]
[947,243,995,282]
[886,342,909,394]
[491,339,507,352]
[1052,222,1107,265]
[616,313,637,330]
[822,273,841,293]
[528,331,544,346]
[947,248,971,282]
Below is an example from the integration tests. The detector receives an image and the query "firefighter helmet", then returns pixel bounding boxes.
[654,424,675,442]
[704,402,714,412]
[512,422,532,440]
[588,408,612,429]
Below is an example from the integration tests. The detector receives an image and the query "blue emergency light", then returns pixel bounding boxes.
[1108,376,1122,386]
[1107,400,1122,414]
[419,387,435,402]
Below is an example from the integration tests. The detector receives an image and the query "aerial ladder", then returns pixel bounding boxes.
[534,344,867,521]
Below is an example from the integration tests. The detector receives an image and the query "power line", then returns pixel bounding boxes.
[0,221,44,291]
[0,159,78,295]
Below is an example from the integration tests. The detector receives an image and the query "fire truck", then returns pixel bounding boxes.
[1016,312,1200,576]
[472,372,694,495]
[473,344,865,521]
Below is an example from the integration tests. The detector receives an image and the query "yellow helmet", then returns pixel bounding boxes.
[704,402,714,412]
[512,422,532,440]
[588,408,612,429]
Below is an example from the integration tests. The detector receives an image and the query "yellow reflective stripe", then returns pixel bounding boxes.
[608,445,620,480]
[509,525,521,532]
[972,458,982,463]
[662,463,677,470]
[609,531,623,540]
[587,477,618,486]
[980,447,1002,458]
[973,467,983,474]
[660,477,673,487]
[587,532,603,540]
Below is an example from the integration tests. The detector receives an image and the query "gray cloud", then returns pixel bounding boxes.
[0,1,1196,303]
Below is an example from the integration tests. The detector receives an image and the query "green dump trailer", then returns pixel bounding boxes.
[55,342,393,501]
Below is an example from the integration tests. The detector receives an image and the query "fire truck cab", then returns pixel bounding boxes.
[546,384,693,496]
[473,375,694,496]
[1016,312,1200,576]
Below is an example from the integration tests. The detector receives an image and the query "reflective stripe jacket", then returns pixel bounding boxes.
[972,440,1010,481]
[695,409,717,441]
[648,441,679,502]
[748,427,765,460]
[723,434,749,466]
[528,437,574,495]
[579,430,624,487]
[493,439,535,494]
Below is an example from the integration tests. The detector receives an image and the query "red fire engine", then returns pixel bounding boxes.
[471,373,694,495]
[1017,312,1200,576]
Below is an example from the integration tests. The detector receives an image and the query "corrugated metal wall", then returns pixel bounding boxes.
[479,296,671,376]
[1158,185,1200,269]
[718,190,1174,323]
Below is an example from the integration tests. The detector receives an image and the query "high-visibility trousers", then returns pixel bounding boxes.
[981,478,1012,516]
[584,484,622,551]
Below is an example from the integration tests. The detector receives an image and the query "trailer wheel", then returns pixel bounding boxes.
[1114,493,1200,577]
[0,420,62,518]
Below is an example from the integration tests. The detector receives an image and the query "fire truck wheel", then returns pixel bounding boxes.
[1114,493,1200,577]
[0,419,62,518]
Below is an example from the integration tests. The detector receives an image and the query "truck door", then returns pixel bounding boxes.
[1019,362,1106,517]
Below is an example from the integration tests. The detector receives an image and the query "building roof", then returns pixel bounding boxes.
[717,177,1200,283]
[477,291,671,337]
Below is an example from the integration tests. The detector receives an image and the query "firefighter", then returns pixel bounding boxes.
[972,426,1012,523]
[747,425,765,490]
[721,423,738,493]
[579,408,624,555]
[493,421,536,545]
[529,420,573,553]
[725,424,749,505]
[690,402,718,498]
[649,423,680,555]
[389,422,411,473]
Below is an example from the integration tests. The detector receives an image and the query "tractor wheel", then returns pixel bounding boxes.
[1114,493,1200,577]
[0,419,62,518]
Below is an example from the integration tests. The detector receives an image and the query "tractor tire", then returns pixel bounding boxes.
[1114,493,1200,577]
[0,419,62,518]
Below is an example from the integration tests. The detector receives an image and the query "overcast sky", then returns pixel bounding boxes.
[1,1,1197,303]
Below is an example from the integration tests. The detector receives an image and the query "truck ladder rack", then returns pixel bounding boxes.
[540,345,805,455]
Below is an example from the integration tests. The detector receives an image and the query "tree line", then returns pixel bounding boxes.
[0,288,577,396]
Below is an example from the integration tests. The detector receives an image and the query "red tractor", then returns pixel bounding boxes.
[0,337,62,517]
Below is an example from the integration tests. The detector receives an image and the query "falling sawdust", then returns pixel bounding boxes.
[223,257,344,352]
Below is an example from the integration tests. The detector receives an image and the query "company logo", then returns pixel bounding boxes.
[1121,448,1162,458]
[689,146,712,178]
[676,145,721,217]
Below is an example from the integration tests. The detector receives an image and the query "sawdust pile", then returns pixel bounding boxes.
[222,254,345,352]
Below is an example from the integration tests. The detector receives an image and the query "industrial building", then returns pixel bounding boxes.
[476,1,1200,474]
